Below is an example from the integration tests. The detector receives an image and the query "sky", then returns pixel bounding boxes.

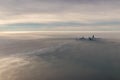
[0,0,120,31]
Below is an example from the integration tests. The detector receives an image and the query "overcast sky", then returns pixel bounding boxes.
[0,0,120,31]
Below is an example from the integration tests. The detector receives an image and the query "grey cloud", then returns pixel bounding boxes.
[0,0,120,14]
[3,21,120,28]
[0,0,120,29]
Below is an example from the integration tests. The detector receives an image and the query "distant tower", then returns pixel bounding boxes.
[92,35,95,39]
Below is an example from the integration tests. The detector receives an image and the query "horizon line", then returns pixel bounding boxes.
[1,31,120,33]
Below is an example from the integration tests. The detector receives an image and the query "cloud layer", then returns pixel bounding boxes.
[0,0,120,31]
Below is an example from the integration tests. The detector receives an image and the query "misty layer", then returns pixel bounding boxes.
[0,32,120,80]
